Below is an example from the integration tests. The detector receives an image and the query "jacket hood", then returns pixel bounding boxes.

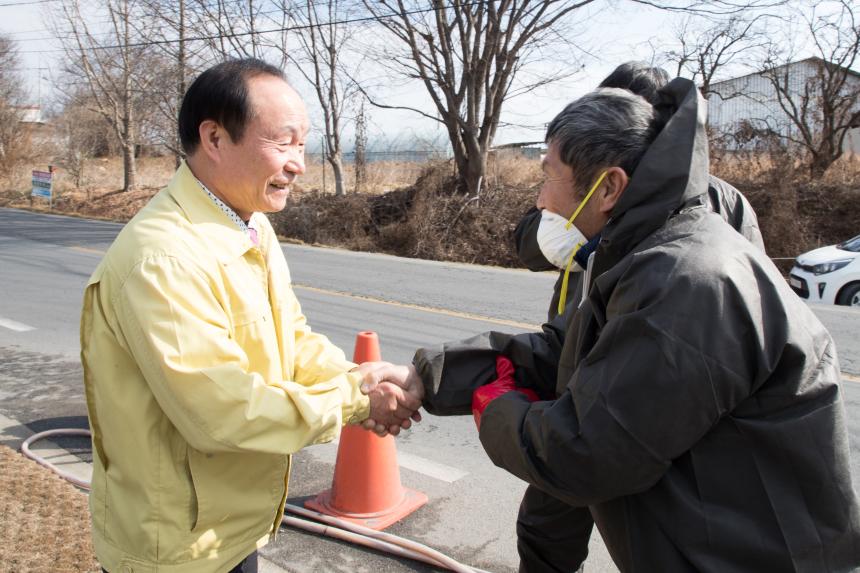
[593,77,710,277]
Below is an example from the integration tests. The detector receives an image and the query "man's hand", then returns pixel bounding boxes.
[355,362,424,437]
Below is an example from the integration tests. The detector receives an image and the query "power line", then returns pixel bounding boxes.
[3,0,356,45]
[13,2,487,55]
[0,0,57,6]
[0,0,343,35]
[10,5,289,43]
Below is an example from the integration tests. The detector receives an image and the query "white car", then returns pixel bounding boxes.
[789,234,860,307]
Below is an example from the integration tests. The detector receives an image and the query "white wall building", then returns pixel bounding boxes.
[14,105,43,124]
[707,57,860,155]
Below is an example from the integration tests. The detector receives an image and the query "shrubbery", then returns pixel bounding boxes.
[269,153,860,269]
[269,161,538,266]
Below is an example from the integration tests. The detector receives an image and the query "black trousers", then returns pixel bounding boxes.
[516,485,593,573]
[103,550,258,573]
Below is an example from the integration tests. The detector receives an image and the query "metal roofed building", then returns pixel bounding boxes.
[707,57,860,155]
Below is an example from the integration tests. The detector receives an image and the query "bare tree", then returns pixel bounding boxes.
[131,0,196,166]
[361,0,597,197]
[666,13,769,98]
[0,35,30,176]
[360,0,793,198]
[56,94,109,192]
[632,0,786,15]
[128,0,274,166]
[156,0,290,159]
[188,0,287,64]
[759,0,860,177]
[53,0,158,192]
[281,0,361,197]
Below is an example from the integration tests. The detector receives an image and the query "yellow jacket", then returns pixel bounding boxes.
[80,162,370,573]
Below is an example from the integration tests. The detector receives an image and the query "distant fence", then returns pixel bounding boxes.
[306,145,544,165]
[306,150,450,164]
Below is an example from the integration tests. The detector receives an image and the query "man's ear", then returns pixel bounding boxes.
[597,167,629,214]
[197,120,225,163]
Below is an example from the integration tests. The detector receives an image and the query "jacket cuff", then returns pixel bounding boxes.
[341,370,371,425]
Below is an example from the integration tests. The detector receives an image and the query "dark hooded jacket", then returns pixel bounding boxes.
[413,79,860,572]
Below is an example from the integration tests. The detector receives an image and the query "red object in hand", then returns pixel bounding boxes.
[472,355,539,429]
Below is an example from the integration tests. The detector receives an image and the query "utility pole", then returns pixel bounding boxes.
[321,136,326,193]
[176,0,186,167]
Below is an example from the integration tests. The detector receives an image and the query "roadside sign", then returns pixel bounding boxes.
[31,170,53,200]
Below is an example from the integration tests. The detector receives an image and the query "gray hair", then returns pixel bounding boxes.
[546,88,657,196]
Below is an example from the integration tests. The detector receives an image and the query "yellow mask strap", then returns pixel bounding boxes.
[557,245,581,316]
[557,170,608,315]
[565,170,608,230]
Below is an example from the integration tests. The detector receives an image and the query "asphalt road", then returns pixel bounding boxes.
[1,207,859,573]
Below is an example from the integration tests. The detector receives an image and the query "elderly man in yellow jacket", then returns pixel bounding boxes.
[80,59,421,573]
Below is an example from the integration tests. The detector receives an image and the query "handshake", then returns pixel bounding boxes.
[353,355,540,437]
[355,361,425,437]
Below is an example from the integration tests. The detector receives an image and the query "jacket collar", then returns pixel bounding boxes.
[167,161,257,263]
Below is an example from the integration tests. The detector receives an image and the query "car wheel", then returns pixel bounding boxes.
[836,282,860,307]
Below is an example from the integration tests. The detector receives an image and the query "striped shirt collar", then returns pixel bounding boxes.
[194,178,259,245]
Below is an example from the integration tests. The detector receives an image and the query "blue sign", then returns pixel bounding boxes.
[31,170,52,199]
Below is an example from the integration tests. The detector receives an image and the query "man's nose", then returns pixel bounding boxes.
[536,185,548,209]
[285,149,306,176]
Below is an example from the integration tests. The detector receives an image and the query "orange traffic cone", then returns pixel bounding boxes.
[305,331,428,530]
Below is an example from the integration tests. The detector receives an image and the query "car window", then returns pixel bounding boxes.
[837,235,860,252]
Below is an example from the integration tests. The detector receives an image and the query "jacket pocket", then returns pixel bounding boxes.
[187,448,214,533]
[187,447,287,543]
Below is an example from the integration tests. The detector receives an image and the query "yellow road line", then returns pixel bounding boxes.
[292,284,541,330]
[69,246,106,255]
[842,372,860,385]
[63,244,535,329]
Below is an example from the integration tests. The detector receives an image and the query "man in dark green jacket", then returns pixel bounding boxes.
[510,62,768,572]
[397,79,860,572]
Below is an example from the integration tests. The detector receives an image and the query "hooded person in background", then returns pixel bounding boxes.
[371,79,860,572]
[515,61,764,323]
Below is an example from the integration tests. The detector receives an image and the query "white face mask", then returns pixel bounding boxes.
[536,209,586,270]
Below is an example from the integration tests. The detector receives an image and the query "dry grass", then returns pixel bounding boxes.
[712,150,860,260]
[301,156,445,195]
[0,153,437,220]
[0,153,433,201]
[0,446,99,573]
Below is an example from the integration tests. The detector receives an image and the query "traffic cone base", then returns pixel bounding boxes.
[305,486,428,530]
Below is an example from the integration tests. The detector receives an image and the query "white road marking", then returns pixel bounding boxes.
[396,451,469,483]
[0,317,36,332]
